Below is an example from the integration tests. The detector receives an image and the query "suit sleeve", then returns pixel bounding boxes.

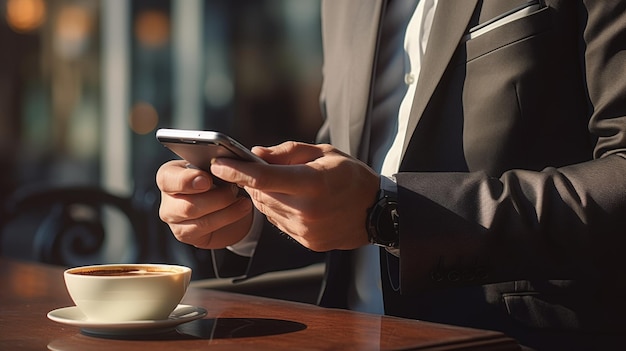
[395,1,626,294]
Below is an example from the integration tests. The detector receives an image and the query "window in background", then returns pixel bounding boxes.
[0,0,322,264]
[1,0,101,194]
[1,0,322,199]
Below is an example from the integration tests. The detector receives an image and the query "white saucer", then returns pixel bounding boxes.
[47,304,207,336]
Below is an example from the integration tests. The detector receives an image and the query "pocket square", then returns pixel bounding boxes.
[463,0,545,42]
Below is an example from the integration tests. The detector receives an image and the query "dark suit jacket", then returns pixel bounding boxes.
[218,0,626,349]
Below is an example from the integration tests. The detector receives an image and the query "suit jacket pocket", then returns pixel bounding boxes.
[464,6,551,62]
[502,292,581,330]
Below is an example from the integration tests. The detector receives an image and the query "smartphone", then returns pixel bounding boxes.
[156,128,267,172]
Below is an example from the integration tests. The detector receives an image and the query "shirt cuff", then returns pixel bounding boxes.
[226,207,263,257]
[380,174,397,194]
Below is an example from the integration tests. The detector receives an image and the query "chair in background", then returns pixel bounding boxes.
[1,184,218,278]
[1,185,150,267]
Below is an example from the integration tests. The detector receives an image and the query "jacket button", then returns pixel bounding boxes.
[404,73,415,85]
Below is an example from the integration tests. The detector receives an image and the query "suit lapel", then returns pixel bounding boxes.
[401,0,479,157]
[322,0,385,158]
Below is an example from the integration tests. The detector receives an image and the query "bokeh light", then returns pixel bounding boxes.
[129,102,159,135]
[5,0,46,33]
[134,10,170,48]
[54,5,93,59]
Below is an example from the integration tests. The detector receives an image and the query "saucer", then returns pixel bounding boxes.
[47,304,207,336]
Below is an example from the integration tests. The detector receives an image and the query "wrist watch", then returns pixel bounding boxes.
[366,189,399,248]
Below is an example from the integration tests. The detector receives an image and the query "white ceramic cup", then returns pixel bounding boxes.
[64,263,192,322]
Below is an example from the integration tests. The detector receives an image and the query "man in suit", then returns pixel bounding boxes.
[157,0,626,349]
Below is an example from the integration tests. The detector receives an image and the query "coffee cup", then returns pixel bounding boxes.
[64,263,192,322]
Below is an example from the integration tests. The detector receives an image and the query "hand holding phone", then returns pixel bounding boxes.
[156,129,267,173]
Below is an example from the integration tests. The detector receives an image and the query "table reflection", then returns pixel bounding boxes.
[48,318,308,350]
[178,318,307,339]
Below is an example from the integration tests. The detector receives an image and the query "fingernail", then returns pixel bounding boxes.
[192,175,210,190]
[251,146,269,153]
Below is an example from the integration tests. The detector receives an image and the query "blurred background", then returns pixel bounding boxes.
[0,0,323,287]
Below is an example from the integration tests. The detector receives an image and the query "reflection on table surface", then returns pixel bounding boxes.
[0,258,521,351]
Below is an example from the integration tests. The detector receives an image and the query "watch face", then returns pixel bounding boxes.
[368,196,399,247]
[375,204,398,244]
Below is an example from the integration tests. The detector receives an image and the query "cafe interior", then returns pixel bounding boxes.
[0,0,325,301]
[0,1,534,350]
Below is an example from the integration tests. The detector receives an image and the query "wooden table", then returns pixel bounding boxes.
[0,258,521,350]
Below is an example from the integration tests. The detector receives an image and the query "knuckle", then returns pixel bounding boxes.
[160,197,203,223]
[170,224,194,243]
[319,143,335,152]
[172,223,208,245]
[245,175,263,189]
[281,140,300,151]
[250,191,267,208]
[158,207,171,223]
[175,198,199,218]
